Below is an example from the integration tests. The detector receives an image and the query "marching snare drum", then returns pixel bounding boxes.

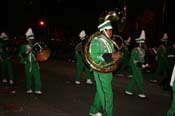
[32,42,50,62]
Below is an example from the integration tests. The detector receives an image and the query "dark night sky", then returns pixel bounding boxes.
[1,0,175,39]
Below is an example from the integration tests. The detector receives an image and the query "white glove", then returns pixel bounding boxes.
[79,30,86,40]
[145,64,149,67]
[142,64,146,68]
[168,55,175,58]
[142,64,149,68]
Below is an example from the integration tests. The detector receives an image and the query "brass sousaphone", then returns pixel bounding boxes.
[83,7,127,73]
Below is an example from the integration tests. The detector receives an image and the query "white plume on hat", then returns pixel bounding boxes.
[79,30,86,40]
[161,33,168,42]
[25,28,34,40]
[0,32,9,40]
[135,30,146,43]
[124,36,131,45]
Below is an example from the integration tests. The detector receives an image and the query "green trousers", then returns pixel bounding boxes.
[76,56,91,81]
[167,85,175,116]
[167,93,175,116]
[126,64,144,94]
[25,62,42,91]
[151,62,167,80]
[118,61,132,75]
[89,71,113,116]
[1,59,14,81]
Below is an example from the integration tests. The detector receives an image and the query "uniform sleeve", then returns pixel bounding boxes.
[90,39,105,64]
[75,42,82,59]
[18,45,27,64]
[74,45,79,59]
[129,48,139,66]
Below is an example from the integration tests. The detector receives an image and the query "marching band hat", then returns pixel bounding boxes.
[124,36,131,45]
[98,20,113,31]
[25,28,34,40]
[161,33,168,42]
[135,30,146,43]
[0,32,9,40]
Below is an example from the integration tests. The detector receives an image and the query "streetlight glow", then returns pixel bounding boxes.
[39,20,45,26]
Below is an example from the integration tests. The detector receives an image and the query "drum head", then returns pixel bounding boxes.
[37,49,50,62]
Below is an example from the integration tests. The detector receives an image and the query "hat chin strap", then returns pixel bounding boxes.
[104,30,110,38]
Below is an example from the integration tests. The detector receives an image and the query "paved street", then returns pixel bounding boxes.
[0,58,172,116]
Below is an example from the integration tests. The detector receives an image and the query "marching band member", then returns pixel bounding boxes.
[74,30,93,85]
[124,30,147,99]
[0,32,15,85]
[18,28,42,95]
[167,64,175,116]
[165,40,175,90]
[88,20,121,116]
[150,33,168,84]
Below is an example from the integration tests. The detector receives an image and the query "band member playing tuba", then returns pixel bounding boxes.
[88,20,121,116]
[18,28,43,95]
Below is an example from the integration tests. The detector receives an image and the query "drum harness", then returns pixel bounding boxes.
[26,44,38,72]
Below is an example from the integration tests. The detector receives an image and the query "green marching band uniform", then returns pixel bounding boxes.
[150,33,168,83]
[89,20,121,116]
[74,30,93,85]
[167,64,175,116]
[125,30,147,99]
[18,28,42,95]
[165,39,175,90]
[0,32,15,85]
